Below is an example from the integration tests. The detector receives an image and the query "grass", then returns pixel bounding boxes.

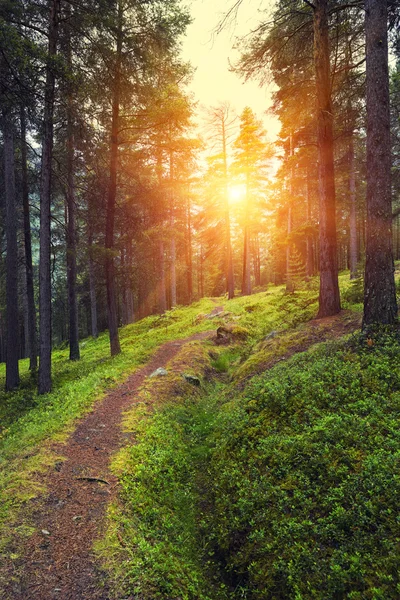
[94,270,400,600]
[1,268,399,597]
[0,298,218,554]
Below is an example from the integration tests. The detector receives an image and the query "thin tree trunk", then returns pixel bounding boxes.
[199,245,204,298]
[242,173,252,296]
[38,0,60,394]
[253,234,261,287]
[20,105,38,370]
[313,0,341,317]
[348,133,358,279]
[286,205,292,291]
[3,113,20,390]
[170,228,177,307]
[159,240,167,313]
[88,234,98,338]
[306,164,314,277]
[105,0,122,356]
[169,152,177,308]
[120,247,128,324]
[186,194,193,304]
[222,122,235,299]
[363,0,398,326]
[65,18,80,361]
[286,132,294,291]
[126,239,134,323]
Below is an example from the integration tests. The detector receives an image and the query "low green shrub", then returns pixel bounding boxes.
[204,331,400,599]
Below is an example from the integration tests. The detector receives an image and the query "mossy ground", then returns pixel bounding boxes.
[1,269,399,598]
[95,271,400,600]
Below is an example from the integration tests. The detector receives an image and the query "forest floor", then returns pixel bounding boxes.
[0,307,361,600]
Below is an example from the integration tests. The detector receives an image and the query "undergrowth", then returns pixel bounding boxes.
[95,270,400,600]
[100,328,400,600]
[2,270,399,598]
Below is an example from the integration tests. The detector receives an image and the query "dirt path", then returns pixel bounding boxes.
[4,332,211,600]
[3,310,361,599]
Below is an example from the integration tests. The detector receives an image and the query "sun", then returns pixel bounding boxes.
[228,184,246,205]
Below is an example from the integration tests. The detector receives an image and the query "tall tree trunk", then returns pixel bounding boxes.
[313,0,341,317]
[253,233,261,287]
[169,151,177,308]
[120,247,128,324]
[65,15,80,361]
[242,174,252,296]
[38,0,60,394]
[170,226,177,307]
[126,238,134,323]
[222,123,235,299]
[105,1,122,356]
[199,245,204,298]
[88,233,98,338]
[286,132,294,291]
[3,113,20,390]
[186,194,193,304]
[363,0,398,326]
[20,105,38,371]
[306,164,314,277]
[348,133,358,279]
[156,153,167,313]
[158,240,167,313]
[286,205,292,291]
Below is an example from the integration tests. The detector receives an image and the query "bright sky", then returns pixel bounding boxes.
[180,0,280,142]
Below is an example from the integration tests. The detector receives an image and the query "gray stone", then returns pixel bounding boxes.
[149,367,168,378]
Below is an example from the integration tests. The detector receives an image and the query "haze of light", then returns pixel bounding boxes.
[181,0,280,141]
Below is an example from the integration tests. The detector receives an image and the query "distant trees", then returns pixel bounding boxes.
[232,0,399,326]
[205,103,236,299]
[1,0,400,393]
[232,107,271,296]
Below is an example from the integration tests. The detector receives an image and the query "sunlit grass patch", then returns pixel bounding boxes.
[0,297,218,554]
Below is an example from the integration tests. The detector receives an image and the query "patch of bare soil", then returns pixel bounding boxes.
[2,332,211,600]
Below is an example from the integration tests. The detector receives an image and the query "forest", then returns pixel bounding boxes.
[0,0,400,598]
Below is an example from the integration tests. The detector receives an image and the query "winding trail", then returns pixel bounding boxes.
[4,332,211,600]
[2,308,361,599]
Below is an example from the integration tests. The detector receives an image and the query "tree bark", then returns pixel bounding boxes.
[362,0,398,326]
[170,225,177,307]
[348,133,358,279]
[126,239,134,323]
[20,105,38,371]
[222,121,235,299]
[186,194,193,304]
[105,0,122,356]
[242,173,252,296]
[306,164,314,277]
[65,10,80,361]
[158,240,167,313]
[38,0,60,394]
[313,0,341,317]
[88,234,98,338]
[169,151,177,308]
[3,113,20,390]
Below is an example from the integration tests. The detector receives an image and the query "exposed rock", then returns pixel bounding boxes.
[182,373,201,386]
[149,367,168,378]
